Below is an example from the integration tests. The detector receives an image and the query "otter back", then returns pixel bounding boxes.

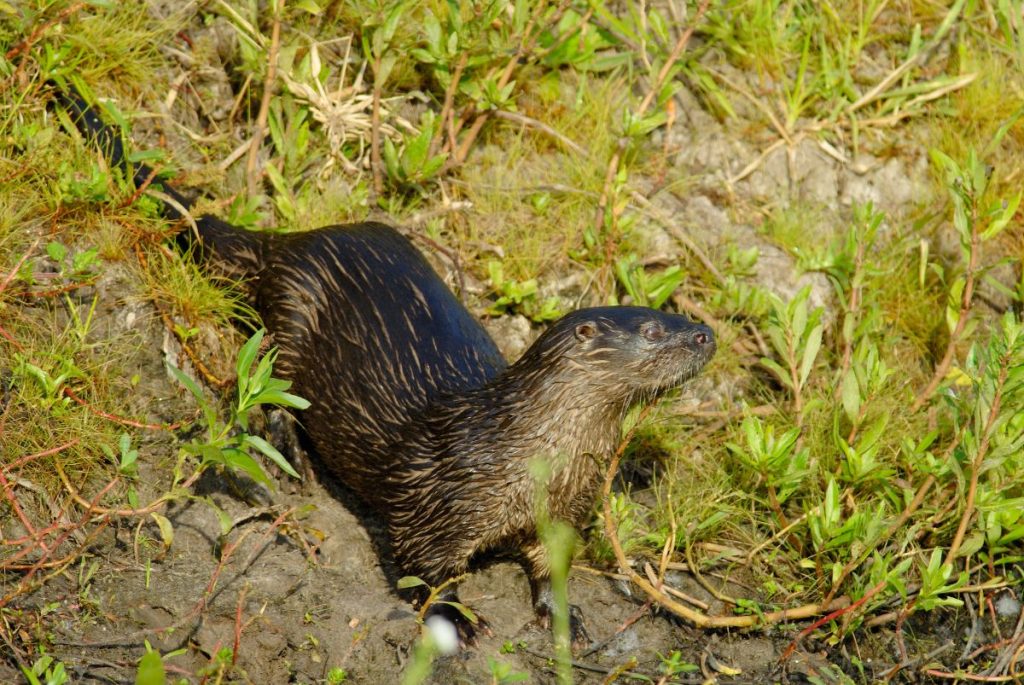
[251,222,507,498]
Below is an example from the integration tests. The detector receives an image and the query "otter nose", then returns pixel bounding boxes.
[691,324,715,350]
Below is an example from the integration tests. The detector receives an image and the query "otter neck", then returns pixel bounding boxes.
[479,360,635,465]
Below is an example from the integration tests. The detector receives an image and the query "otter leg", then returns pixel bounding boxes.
[266,408,313,492]
[395,536,493,648]
[524,543,590,649]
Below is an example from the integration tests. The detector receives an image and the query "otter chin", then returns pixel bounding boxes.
[59,86,716,649]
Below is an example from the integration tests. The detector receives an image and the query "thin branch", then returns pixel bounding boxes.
[245,11,282,197]
[912,191,981,412]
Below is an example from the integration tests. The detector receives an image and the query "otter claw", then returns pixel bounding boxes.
[536,602,591,650]
[568,604,590,650]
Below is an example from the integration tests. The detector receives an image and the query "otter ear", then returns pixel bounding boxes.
[575,322,597,341]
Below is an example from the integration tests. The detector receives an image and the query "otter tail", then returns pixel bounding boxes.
[56,86,266,283]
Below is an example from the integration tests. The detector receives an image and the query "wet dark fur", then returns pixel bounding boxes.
[60,87,716,641]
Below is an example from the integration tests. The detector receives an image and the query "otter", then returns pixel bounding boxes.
[59,88,716,645]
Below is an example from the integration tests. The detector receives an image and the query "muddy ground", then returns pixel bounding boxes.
[4,4,1020,685]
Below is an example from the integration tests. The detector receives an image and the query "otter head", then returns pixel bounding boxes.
[524,306,715,400]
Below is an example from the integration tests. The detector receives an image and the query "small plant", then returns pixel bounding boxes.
[13,354,83,413]
[20,654,69,685]
[657,649,699,677]
[45,241,100,281]
[500,639,527,654]
[134,640,186,685]
[486,657,529,684]
[614,254,685,308]
[726,416,810,518]
[383,111,447,193]
[326,666,349,684]
[759,285,824,426]
[169,329,309,488]
[487,260,562,322]
[101,432,140,507]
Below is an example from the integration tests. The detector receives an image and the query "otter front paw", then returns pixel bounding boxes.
[535,600,591,650]
[425,601,493,651]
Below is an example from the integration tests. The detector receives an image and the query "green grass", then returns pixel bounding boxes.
[2,0,1024,682]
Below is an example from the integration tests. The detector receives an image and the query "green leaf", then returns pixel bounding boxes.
[46,241,67,263]
[440,600,478,624]
[206,498,235,537]
[760,357,792,389]
[379,0,409,46]
[397,576,427,589]
[376,53,398,85]
[421,154,446,179]
[167,362,204,403]
[840,368,861,424]
[409,48,435,64]
[383,136,400,179]
[957,532,985,559]
[251,389,311,410]
[799,323,823,387]
[236,329,265,397]
[791,295,808,341]
[244,434,300,478]
[946,277,965,333]
[423,10,441,53]
[981,192,1021,240]
[134,649,165,685]
[150,513,174,552]
[220,448,272,488]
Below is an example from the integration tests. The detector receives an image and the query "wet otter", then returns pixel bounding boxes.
[59,88,716,644]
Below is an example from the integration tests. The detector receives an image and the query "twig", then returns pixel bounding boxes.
[245,11,281,197]
[61,387,185,431]
[4,2,87,61]
[945,353,1009,565]
[231,585,250,667]
[1,440,80,474]
[912,191,981,412]
[119,164,162,209]
[492,110,588,157]
[430,52,468,158]
[371,54,384,195]
[781,579,888,660]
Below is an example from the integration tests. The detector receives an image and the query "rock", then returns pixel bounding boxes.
[744,138,839,204]
[840,152,930,216]
[601,626,641,658]
[483,314,533,362]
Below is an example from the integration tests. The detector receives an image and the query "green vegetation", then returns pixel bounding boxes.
[2,0,1023,682]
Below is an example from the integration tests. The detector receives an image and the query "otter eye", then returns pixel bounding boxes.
[640,321,665,341]
[575,322,598,341]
